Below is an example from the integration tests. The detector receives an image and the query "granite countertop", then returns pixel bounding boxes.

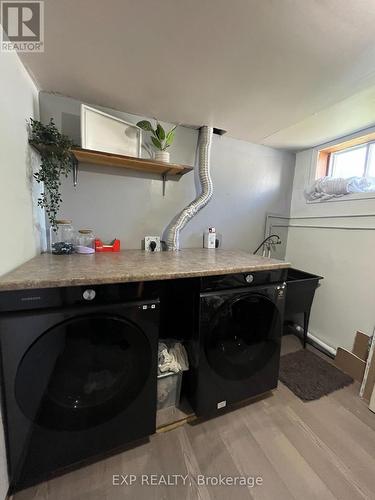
[0,249,290,291]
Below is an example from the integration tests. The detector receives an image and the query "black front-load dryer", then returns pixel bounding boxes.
[0,282,159,492]
[187,270,287,416]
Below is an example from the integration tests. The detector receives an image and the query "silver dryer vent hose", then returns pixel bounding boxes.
[165,126,213,250]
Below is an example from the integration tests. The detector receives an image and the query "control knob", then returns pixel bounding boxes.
[83,289,96,301]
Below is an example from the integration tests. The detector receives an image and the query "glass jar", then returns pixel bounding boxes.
[50,220,75,255]
[76,229,95,254]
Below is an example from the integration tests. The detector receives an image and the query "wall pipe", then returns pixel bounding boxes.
[265,213,375,238]
[164,126,213,251]
[271,224,375,231]
[266,213,375,220]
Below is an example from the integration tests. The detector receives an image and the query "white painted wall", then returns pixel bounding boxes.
[0,51,40,498]
[285,142,375,351]
[0,53,41,276]
[39,92,296,254]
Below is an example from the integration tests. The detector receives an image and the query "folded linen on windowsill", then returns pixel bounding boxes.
[304,176,375,201]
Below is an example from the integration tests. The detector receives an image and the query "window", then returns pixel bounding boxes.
[316,131,375,180]
[328,143,375,178]
[307,132,375,202]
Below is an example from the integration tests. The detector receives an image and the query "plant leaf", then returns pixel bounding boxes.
[166,129,176,147]
[156,123,165,141]
[151,136,163,150]
[136,120,153,132]
[28,118,74,229]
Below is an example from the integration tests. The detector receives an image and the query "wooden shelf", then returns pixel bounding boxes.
[71,147,194,178]
[30,141,193,195]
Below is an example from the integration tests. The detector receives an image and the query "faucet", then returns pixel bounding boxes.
[253,234,281,258]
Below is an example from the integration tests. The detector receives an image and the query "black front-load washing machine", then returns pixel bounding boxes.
[186,270,287,416]
[0,282,160,492]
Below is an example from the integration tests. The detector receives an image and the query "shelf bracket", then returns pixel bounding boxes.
[162,173,167,196]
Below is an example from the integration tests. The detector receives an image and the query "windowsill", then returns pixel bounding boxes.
[306,191,375,204]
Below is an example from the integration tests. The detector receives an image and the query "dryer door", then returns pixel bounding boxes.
[15,313,153,430]
[203,291,282,381]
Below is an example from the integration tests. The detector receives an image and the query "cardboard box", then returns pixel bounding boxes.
[335,331,370,382]
[335,347,366,382]
[352,331,370,361]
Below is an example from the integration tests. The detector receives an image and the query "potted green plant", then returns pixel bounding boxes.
[136,120,177,163]
[28,118,75,229]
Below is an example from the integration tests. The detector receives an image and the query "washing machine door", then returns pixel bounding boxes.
[15,313,153,431]
[203,291,282,381]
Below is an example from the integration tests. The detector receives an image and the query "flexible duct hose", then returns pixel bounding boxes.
[165,126,213,250]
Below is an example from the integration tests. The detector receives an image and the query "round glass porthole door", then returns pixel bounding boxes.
[205,294,281,380]
[15,314,152,430]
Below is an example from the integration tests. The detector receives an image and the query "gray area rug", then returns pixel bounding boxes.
[279,350,353,401]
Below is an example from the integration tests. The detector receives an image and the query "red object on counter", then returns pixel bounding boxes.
[95,239,121,252]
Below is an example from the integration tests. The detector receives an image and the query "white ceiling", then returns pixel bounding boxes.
[19,0,375,151]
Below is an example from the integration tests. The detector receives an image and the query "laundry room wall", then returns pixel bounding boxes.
[0,53,42,277]
[39,92,296,255]
[0,50,41,499]
[285,134,375,352]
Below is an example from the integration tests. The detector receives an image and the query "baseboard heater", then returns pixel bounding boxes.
[292,324,336,358]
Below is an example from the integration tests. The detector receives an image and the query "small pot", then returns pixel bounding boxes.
[154,151,170,163]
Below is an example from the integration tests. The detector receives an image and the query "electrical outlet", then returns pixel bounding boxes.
[144,236,161,252]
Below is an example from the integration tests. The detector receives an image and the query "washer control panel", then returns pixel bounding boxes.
[276,282,287,299]
[141,303,158,310]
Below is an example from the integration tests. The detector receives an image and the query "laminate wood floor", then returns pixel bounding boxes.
[12,335,375,500]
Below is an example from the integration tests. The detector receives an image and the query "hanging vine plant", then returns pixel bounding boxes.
[28,118,75,229]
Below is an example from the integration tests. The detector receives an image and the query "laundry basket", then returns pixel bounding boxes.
[157,371,182,410]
